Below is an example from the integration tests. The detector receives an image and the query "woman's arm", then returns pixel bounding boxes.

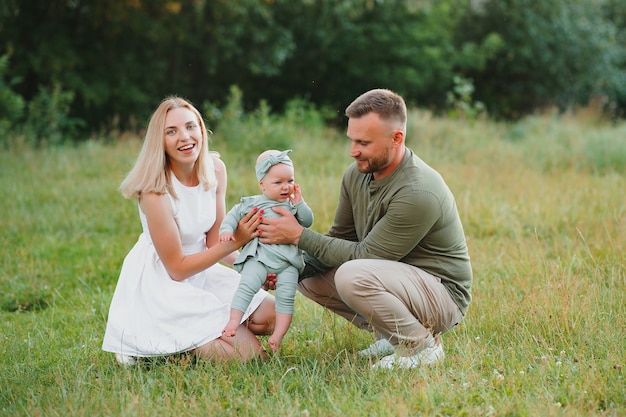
[207,154,240,265]
[140,190,259,281]
[206,155,227,249]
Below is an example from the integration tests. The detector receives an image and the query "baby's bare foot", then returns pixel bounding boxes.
[268,334,284,352]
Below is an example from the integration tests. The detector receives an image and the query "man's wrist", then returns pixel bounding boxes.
[294,226,305,245]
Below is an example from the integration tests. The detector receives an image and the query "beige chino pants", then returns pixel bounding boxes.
[298,259,463,353]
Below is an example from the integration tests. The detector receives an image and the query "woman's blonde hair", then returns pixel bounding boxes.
[120,96,217,200]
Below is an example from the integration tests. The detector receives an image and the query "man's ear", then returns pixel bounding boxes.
[392,129,404,147]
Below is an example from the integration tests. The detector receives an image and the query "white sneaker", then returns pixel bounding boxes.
[372,342,445,369]
[358,338,396,357]
[115,353,138,366]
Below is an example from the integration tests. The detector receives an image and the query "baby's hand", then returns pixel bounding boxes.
[290,184,303,204]
[219,232,234,242]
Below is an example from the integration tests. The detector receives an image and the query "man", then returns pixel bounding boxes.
[259,88,472,369]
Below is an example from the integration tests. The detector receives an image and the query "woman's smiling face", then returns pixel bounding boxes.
[163,107,202,168]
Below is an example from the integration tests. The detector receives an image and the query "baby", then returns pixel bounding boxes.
[220,149,313,351]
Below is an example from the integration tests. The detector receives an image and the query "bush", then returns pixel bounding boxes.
[205,86,328,159]
[21,83,85,146]
[455,0,626,119]
[0,54,25,144]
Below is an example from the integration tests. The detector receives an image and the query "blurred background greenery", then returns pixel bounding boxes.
[1,0,625,146]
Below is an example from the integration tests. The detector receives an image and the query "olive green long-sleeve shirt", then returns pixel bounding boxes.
[299,148,472,315]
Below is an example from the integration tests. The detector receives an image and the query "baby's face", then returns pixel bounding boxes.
[259,163,295,202]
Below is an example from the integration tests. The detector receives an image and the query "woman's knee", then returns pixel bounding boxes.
[248,296,276,334]
[193,338,231,361]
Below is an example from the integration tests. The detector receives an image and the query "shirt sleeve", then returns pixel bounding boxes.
[299,186,442,267]
[219,203,242,234]
[294,200,314,228]
[325,176,358,241]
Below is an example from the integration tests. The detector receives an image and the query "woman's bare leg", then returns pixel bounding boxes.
[246,295,276,335]
[193,295,275,362]
[194,324,264,362]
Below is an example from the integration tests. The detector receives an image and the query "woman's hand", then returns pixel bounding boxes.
[232,208,263,246]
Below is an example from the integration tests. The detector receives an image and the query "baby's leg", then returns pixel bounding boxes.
[269,313,293,352]
[223,260,267,337]
[222,311,245,337]
[268,266,299,351]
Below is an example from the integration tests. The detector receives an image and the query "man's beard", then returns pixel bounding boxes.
[356,148,391,174]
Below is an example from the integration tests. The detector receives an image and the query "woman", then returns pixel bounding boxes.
[102,97,275,364]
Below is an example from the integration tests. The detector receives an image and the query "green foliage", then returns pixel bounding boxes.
[1,0,626,141]
[264,0,474,112]
[205,86,330,159]
[21,83,85,146]
[446,76,486,121]
[1,0,295,136]
[601,0,626,117]
[0,55,84,146]
[454,0,626,119]
[0,54,25,139]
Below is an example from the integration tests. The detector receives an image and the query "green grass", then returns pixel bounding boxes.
[1,110,624,416]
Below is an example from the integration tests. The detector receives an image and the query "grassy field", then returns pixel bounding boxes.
[1,109,624,416]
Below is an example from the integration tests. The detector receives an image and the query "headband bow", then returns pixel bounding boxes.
[255,149,293,181]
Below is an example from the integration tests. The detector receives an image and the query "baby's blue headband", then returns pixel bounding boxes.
[255,149,293,181]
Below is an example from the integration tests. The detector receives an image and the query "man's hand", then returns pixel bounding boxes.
[257,206,304,245]
[262,273,277,291]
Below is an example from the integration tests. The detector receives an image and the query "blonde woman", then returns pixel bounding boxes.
[102,97,275,365]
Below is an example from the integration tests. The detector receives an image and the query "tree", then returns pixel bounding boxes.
[453,0,626,118]
[0,0,295,135]
[254,0,475,116]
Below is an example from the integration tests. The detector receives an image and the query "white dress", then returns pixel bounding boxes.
[102,173,268,357]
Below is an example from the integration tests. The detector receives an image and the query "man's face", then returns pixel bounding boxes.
[346,112,395,175]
